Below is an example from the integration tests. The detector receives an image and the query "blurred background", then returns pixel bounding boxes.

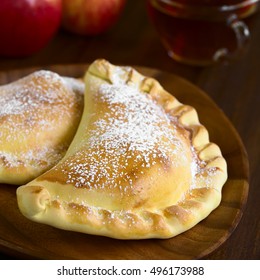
[0,0,259,259]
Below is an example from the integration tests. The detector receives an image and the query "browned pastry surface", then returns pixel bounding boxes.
[0,71,84,184]
[17,60,227,239]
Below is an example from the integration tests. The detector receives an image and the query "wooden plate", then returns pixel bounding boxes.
[0,65,249,259]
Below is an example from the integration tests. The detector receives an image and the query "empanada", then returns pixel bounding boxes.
[0,71,84,184]
[17,60,227,239]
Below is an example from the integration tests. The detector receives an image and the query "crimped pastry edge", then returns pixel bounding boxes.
[17,59,228,239]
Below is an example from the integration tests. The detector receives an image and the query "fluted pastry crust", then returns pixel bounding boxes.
[0,71,84,184]
[17,60,227,239]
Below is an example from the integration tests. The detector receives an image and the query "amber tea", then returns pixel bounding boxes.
[147,0,260,65]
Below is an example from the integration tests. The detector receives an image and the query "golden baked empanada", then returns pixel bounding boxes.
[17,60,227,239]
[0,71,84,184]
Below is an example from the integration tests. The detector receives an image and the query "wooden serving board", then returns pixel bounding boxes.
[0,65,249,260]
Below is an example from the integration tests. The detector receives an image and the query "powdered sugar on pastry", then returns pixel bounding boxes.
[0,70,84,184]
[16,60,228,240]
[60,71,191,193]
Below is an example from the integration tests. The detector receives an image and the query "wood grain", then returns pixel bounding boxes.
[0,65,249,259]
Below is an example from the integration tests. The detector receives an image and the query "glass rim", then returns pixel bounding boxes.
[156,0,260,13]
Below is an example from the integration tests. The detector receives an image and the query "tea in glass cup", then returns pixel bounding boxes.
[146,0,260,65]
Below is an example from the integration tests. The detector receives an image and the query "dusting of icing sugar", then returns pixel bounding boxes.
[110,66,131,85]
[190,146,202,179]
[0,70,82,169]
[0,145,65,169]
[0,70,75,117]
[92,83,180,154]
[62,77,85,97]
[61,71,190,192]
[188,145,218,191]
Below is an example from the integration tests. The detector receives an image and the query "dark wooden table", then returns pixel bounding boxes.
[0,0,259,259]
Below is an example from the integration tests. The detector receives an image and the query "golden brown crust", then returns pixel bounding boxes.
[0,71,84,184]
[16,60,227,239]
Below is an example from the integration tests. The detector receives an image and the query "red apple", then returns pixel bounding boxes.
[62,0,126,35]
[0,0,62,57]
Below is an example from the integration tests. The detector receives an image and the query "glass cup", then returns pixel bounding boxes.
[146,0,260,66]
